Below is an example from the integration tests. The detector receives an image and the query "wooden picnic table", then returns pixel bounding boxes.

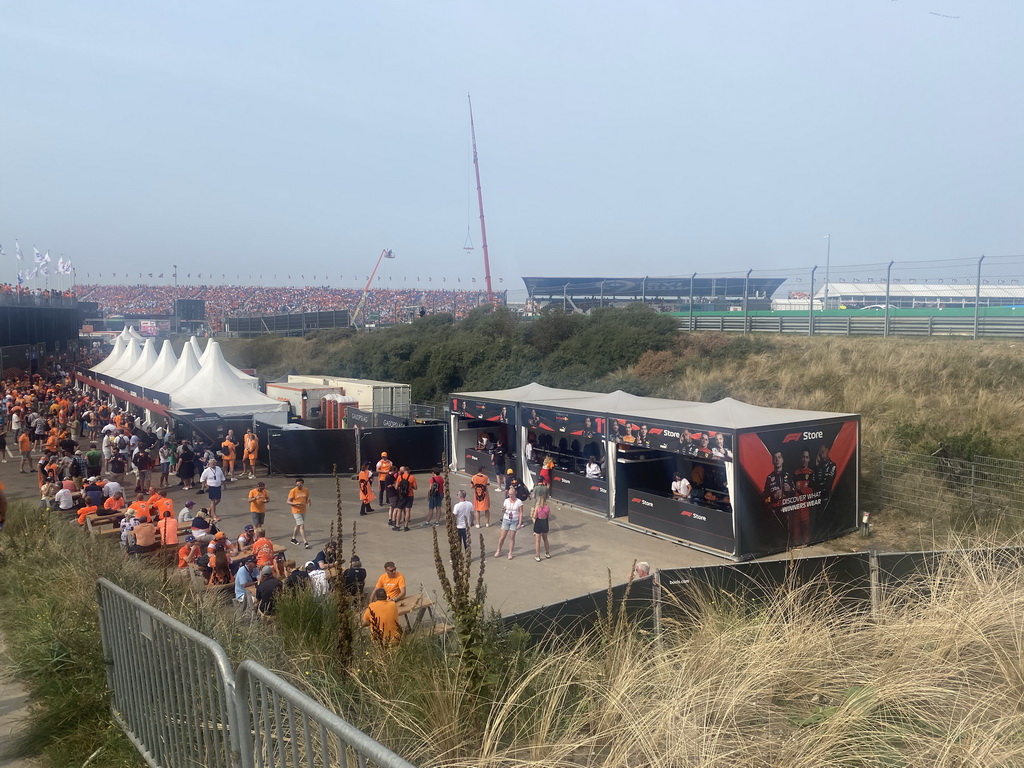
[395,593,434,631]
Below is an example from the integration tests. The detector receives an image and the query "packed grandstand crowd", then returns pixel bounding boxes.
[76,284,506,330]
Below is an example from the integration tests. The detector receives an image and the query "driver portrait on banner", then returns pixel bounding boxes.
[763,449,795,510]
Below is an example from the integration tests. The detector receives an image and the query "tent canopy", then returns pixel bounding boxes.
[454,385,855,430]
[173,342,286,415]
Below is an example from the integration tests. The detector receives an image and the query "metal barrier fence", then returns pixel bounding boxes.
[97,579,415,768]
[879,451,1024,522]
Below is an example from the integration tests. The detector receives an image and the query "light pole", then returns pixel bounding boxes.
[823,234,831,309]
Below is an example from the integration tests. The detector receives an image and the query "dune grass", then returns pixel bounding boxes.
[5,498,1024,767]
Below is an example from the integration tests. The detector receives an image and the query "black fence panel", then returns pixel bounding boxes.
[660,552,873,626]
[266,424,446,476]
[503,577,657,645]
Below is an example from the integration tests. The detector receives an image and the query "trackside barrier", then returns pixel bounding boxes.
[236,661,417,768]
[96,579,415,768]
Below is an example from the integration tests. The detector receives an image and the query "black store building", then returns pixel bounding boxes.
[449,383,859,561]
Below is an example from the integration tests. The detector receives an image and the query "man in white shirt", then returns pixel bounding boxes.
[452,489,474,550]
[671,473,692,500]
[54,486,77,511]
[199,459,226,522]
[103,479,123,499]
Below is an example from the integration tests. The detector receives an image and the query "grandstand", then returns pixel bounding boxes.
[76,284,505,331]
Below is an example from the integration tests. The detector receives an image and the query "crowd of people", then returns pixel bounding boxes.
[76,283,504,331]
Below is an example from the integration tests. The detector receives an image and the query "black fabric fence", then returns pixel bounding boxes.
[503,547,1023,644]
[266,424,446,476]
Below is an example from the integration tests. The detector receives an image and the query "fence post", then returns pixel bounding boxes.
[869,550,880,619]
[884,261,894,337]
[974,254,985,340]
[688,272,696,331]
[808,266,817,336]
[743,269,752,334]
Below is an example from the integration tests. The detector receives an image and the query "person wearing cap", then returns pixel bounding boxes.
[361,588,402,645]
[177,498,196,524]
[234,558,259,604]
[237,524,257,553]
[248,481,270,528]
[255,565,283,615]
[374,561,406,601]
[190,509,213,542]
[207,531,234,558]
[177,535,202,569]
[287,477,311,549]
[199,459,226,522]
[83,477,104,507]
[375,452,393,507]
[342,555,367,597]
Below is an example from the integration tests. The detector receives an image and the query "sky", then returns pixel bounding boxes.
[1,1,1021,293]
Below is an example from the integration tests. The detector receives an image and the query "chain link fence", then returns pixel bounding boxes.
[879,451,1024,523]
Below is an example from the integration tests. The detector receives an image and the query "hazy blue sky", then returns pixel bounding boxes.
[1,1,1019,290]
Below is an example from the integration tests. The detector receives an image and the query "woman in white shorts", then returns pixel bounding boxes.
[493,487,524,560]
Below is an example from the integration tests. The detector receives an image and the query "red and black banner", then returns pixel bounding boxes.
[450,398,512,423]
[735,419,858,556]
[610,418,733,461]
[524,407,604,437]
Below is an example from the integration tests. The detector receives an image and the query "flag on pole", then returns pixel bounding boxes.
[15,240,22,260]
[42,250,51,264]
[0,242,4,256]
[33,247,43,264]
[17,271,23,284]
[385,249,395,259]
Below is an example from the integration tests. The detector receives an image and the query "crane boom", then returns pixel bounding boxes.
[468,94,494,304]
[351,248,394,327]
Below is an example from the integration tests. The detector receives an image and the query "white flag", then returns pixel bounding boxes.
[63,259,74,275]
[15,240,22,260]
[33,247,43,264]
[26,265,38,279]
[57,257,65,274]
[0,242,4,256]
[40,265,49,277]
[42,250,51,264]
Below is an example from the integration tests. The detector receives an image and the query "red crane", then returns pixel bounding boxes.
[468,94,494,305]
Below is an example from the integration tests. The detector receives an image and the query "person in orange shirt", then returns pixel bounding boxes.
[177,535,201,568]
[242,429,259,479]
[102,491,126,515]
[75,504,100,526]
[287,478,311,549]
[220,435,237,481]
[251,528,275,569]
[361,588,402,646]
[375,452,393,507]
[153,489,175,520]
[471,466,491,528]
[357,462,375,516]
[157,512,179,547]
[18,431,32,473]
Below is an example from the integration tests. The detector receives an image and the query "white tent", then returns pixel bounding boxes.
[189,336,203,359]
[120,339,158,385]
[90,337,128,376]
[161,342,203,393]
[106,337,143,379]
[132,340,179,391]
[173,342,287,417]
[197,337,258,386]
[117,325,144,342]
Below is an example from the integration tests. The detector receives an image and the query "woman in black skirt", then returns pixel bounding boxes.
[175,441,196,490]
[531,496,551,561]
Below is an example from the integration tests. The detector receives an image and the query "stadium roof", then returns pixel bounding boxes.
[522,276,787,299]
[816,281,1024,300]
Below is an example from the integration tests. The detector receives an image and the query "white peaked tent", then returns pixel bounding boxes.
[173,342,287,417]
[118,325,144,342]
[189,336,203,359]
[106,337,143,378]
[161,342,203,394]
[90,337,128,376]
[197,337,257,385]
[133,340,179,391]
[120,339,158,385]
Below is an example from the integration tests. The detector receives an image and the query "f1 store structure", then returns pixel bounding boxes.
[450,383,859,561]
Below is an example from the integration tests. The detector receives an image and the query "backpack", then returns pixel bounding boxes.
[428,478,442,499]
[396,474,411,498]
[515,483,530,502]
